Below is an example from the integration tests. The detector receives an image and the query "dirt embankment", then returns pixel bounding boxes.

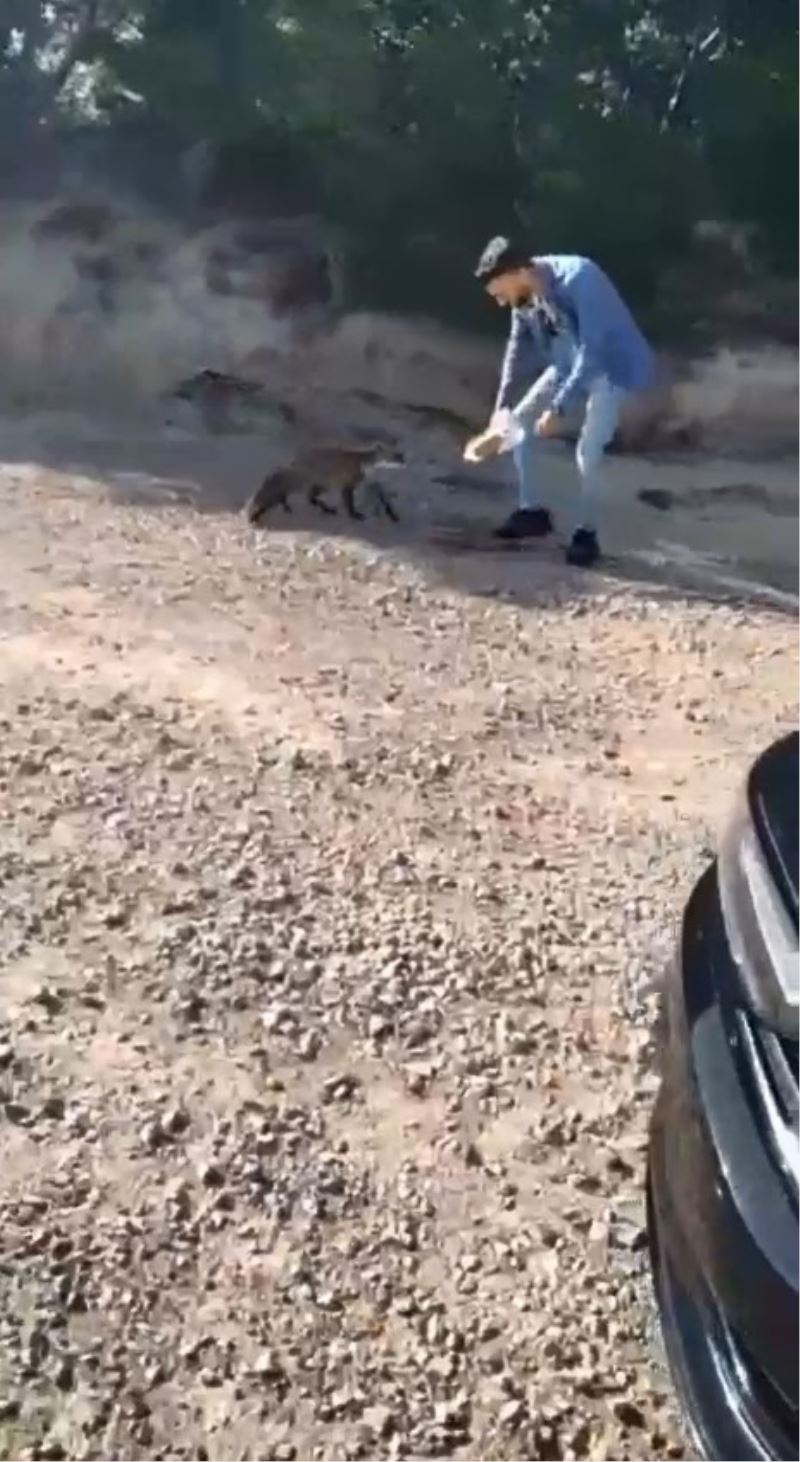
[0,194,796,460]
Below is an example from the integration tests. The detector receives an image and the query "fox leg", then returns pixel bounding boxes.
[246,472,293,524]
[308,483,337,515]
[373,484,399,522]
[341,481,365,521]
[247,480,272,523]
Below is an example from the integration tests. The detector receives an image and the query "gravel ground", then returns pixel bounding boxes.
[0,458,795,1462]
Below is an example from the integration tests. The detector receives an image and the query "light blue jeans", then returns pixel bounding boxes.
[511,366,626,532]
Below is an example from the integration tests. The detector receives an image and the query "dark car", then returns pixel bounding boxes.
[648,730,799,1462]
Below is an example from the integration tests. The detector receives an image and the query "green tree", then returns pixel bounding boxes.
[4,0,795,330]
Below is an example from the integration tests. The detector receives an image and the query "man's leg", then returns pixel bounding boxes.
[494,367,557,540]
[567,378,625,566]
[512,426,541,509]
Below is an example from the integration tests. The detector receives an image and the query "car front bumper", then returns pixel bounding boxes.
[648,866,798,1462]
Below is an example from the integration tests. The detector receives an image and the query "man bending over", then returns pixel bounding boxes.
[474,237,655,567]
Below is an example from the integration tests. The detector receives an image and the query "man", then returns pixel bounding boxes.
[474,237,655,567]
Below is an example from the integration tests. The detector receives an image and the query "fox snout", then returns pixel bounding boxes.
[369,441,404,466]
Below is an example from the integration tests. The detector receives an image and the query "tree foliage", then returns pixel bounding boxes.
[2,0,796,329]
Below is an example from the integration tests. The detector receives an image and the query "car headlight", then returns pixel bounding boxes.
[718,790,799,1039]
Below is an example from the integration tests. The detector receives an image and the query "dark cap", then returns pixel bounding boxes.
[474,236,530,284]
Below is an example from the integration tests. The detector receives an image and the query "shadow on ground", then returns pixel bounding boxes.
[1,407,797,619]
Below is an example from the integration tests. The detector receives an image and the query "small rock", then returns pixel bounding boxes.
[199,1162,225,1189]
[610,1217,647,1253]
[612,1399,647,1429]
[463,1140,483,1169]
[362,1404,395,1438]
[163,1106,191,1137]
[33,985,63,1015]
[499,1399,526,1429]
[54,1355,75,1391]
[403,1062,433,1096]
[3,1101,30,1124]
[262,1005,296,1034]
[140,1120,166,1152]
[253,1349,283,1381]
[637,487,674,512]
[321,1073,361,1104]
[297,1030,321,1062]
[435,1390,471,1428]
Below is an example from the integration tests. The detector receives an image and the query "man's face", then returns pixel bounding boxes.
[485,267,537,309]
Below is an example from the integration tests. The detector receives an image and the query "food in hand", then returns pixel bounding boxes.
[463,428,504,463]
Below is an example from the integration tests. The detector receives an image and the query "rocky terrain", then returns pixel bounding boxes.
[0,434,796,1461]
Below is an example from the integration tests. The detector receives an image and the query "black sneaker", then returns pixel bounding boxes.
[565,527,600,567]
[493,507,553,541]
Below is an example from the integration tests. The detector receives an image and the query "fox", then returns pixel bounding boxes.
[245,441,403,525]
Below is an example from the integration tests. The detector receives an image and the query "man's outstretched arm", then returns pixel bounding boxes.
[494,310,526,414]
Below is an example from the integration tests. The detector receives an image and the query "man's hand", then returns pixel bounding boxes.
[464,425,505,462]
[534,409,560,438]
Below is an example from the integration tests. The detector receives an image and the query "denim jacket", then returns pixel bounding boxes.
[496,255,654,416]
[495,302,574,413]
